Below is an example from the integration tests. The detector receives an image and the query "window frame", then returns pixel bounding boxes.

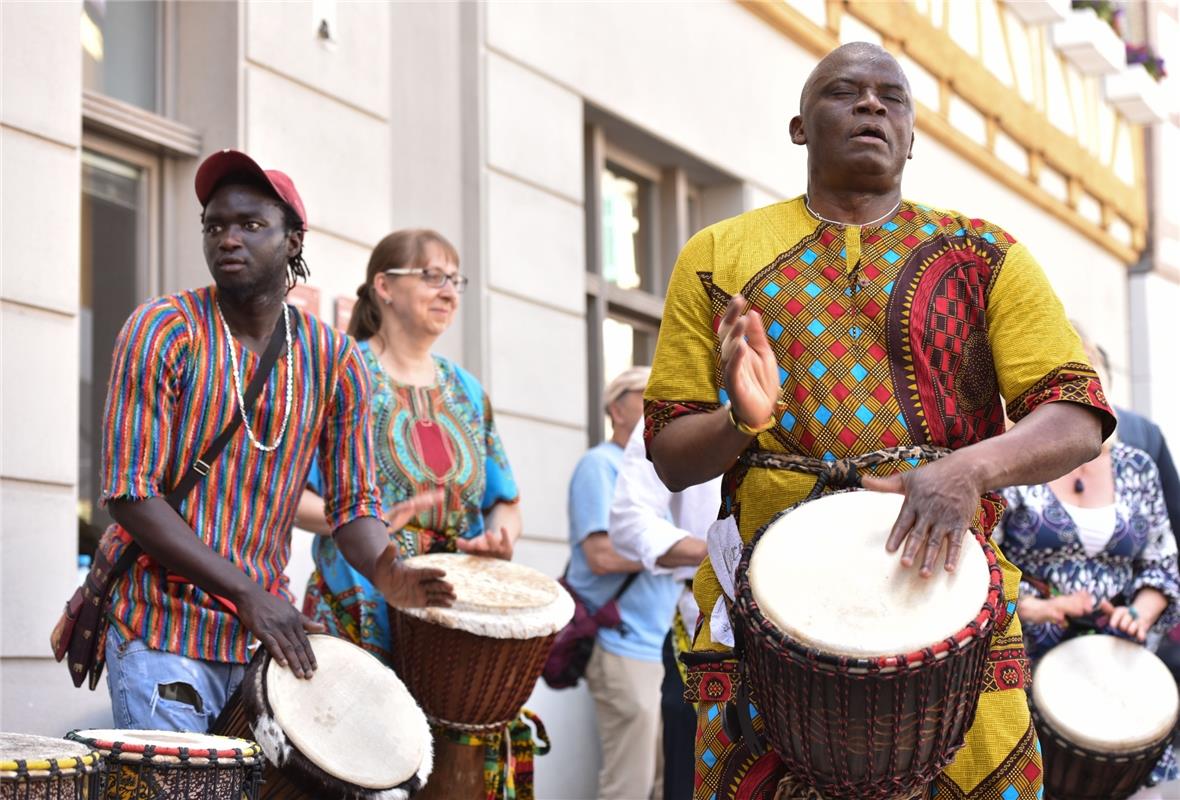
[585,122,700,444]
[77,135,164,545]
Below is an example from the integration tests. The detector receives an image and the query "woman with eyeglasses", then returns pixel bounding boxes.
[297,228,521,665]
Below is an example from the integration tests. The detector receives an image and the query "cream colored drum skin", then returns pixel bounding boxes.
[397,553,574,640]
[749,490,991,659]
[1034,634,1179,754]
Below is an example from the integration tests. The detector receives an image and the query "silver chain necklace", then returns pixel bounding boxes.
[216,301,294,453]
[804,194,901,228]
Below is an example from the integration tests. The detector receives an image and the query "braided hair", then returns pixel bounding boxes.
[279,201,310,291]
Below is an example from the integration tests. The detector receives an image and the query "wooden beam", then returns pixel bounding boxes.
[844,0,1145,228]
[736,0,1144,264]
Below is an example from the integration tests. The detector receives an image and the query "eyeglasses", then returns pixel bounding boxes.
[383,267,469,293]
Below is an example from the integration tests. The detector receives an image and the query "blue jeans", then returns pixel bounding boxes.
[105,626,247,733]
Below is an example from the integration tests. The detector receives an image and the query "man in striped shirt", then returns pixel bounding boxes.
[96,150,453,732]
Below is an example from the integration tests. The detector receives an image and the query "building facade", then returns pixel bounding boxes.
[1,1,1177,797]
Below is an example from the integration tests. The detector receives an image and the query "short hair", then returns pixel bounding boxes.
[799,42,910,113]
[603,366,651,410]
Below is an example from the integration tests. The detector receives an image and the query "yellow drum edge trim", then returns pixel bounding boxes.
[0,749,102,775]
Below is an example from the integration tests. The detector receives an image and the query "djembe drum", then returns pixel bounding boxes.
[65,730,259,800]
[0,734,103,800]
[1031,634,1179,800]
[389,553,573,799]
[732,490,1002,800]
[213,633,432,800]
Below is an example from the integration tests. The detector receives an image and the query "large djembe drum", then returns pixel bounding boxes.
[389,553,573,799]
[0,734,103,800]
[213,633,432,799]
[732,490,1003,800]
[1032,634,1179,800]
[65,729,260,800]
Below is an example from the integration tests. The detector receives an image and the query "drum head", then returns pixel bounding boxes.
[748,490,991,657]
[0,733,95,773]
[1032,634,1179,753]
[398,553,574,639]
[267,634,428,790]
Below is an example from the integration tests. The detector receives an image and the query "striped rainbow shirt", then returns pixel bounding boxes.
[97,286,382,663]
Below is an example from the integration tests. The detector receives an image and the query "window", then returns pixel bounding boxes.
[78,141,161,556]
[81,0,163,113]
[584,113,732,444]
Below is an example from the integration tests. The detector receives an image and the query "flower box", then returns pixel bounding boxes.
[1052,8,1126,75]
[1002,0,1070,26]
[1105,64,1171,124]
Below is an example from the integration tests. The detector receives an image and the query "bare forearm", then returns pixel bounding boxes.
[649,408,754,491]
[655,536,708,568]
[1132,587,1169,620]
[948,403,1103,494]
[582,532,644,575]
[485,501,523,543]
[294,490,333,536]
[108,497,259,604]
[333,516,394,585]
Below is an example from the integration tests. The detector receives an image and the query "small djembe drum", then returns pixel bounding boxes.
[1032,634,1179,800]
[389,553,573,798]
[65,729,260,800]
[213,633,432,799]
[0,734,103,800]
[733,490,1002,800]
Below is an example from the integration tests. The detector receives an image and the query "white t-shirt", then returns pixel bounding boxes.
[1059,499,1117,557]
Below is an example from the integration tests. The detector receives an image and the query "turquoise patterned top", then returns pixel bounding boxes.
[304,341,519,663]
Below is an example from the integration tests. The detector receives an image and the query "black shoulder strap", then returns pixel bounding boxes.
[165,312,288,508]
[114,308,289,570]
[611,571,640,602]
[559,560,640,603]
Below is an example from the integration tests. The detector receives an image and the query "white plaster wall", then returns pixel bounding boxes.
[244,66,392,248]
[1131,272,1180,445]
[1,128,81,314]
[245,1,391,120]
[0,0,88,735]
[486,172,586,315]
[481,38,601,796]
[485,0,811,199]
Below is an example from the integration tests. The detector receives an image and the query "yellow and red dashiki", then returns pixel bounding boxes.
[644,197,1116,800]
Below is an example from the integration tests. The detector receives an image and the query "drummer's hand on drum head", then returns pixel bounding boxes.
[862,459,980,577]
[1104,599,1152,642]
[719,295,781,431]
[236,588,325,680]
[455,526,514,560]
[374,545,456,609]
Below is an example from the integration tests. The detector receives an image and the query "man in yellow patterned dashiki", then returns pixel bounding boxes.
[644,43,1117,800]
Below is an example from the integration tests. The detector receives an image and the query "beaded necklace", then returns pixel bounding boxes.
[216,301,294,452]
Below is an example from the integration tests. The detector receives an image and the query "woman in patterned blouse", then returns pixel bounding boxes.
[997,436,1180,659]
[295,228,521,663]
[997,415,1180,786]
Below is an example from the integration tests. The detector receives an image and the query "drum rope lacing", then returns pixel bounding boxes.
[739,444,953,500]
[730,443,987,793]
[427,713,517,734]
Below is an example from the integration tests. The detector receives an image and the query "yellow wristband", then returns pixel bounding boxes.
[727,404,774,436]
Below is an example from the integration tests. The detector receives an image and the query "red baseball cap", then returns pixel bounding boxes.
[194,149,308,231]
